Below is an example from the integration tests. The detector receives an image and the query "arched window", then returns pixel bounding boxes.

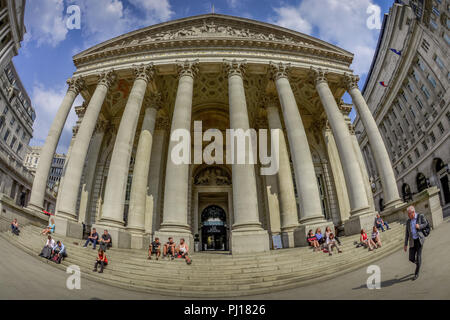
[379,198,384,212]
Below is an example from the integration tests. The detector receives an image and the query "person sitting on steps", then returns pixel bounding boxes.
[315,228,325,249]
[93,248,108,273]
[99,229,112,251]
[326,233,342,256]
[163,237,176,260]
[325,226,341,246]
[306,229,320,252]
[39,235,56,259]
[11,218,20,236]
[148,237,161,260]
[40,218,55,235]
[83,228,99,249]
[357,228,376,251]
[176,238,192,265]
[51,240,67,264]
[374,213,390,232]
[371,226,382,248]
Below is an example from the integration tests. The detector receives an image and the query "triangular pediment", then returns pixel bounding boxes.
[74,14,353,63]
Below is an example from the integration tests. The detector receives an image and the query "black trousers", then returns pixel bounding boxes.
[94,260,107,271]
[409,239,423,275]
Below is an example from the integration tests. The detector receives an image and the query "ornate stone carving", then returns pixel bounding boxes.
[255,117,268,129]
[97,69,117,88]
[262,93,279,110]
[67,77,85,95]
[194,166,231,186]
[95,120,108,134]
[145,92,163,110]
[270,62,291,80]
[155,116,170,130]
[337,99,352,115]
[223,59,247,77]
[74,102,87,118]
[310,67,328,85]
[133,63,154,83]
[343,73,360,91]
[176,60,199,79]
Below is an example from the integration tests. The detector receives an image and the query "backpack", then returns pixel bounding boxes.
[420,214,431,237]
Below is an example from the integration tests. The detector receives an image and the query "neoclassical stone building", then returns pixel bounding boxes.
[27,14,405,254]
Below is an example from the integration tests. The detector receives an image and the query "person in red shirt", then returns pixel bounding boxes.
[358,229,376,251]
[93,248,108,273]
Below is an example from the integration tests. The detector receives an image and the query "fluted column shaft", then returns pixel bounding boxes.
[101,65,153,227]
[225,60,263,230]
[28,78,84,211]
[127,97,159,232]
[314,70,369,215]
[160,61,198,232]
[272,64,324,223]
[265,101,299,231]
[345,75,403,209]
[57,71,115,220]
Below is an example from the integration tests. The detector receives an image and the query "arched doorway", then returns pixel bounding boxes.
[402,183,413,202]
[434,158,450,205]
[416,172,428,193]
[201,205,228,251]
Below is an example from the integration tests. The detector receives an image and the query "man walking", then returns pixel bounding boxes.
[404,205,427,280]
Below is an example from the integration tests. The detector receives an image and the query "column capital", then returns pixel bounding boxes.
[67,77,85,95]
[144,92,163,111]
[270,62,291,80]
[133,63,155,83]
[262,93,280,110]
[176,59,199,79]
[223,59,247,78]
[343,73,360,91]
[310,67,329,86]
[95,119,108,134]
[97,69,117,88]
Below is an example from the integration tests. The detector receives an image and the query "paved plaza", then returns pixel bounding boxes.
[1,218,449,300]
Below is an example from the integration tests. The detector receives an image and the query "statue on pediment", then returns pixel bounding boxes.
[194,167,231,186]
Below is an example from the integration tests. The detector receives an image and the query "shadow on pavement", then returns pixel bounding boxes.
[352,273,415,290]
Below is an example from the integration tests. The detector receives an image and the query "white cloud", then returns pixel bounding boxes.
[30,84,83,154]
[24,0,68,47]
[270,0,381,77]
[128,0,174,21]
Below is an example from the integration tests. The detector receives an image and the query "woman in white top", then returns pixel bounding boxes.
[371,226,382,248]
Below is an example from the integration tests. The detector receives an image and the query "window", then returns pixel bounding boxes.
[9,116,15,126]
[395,167,399,175]
[412,70,420,82]
[415,148,420,158]
[421,39,430,52]
[438,122,445,134]
[435,55,445,69]
[403,115,410,126]
[422,140,428,151]
[407,155,413,165]
[444,33,450,46]
[407,82,414,92]
[410,106,416,118]
[3,129,10,142]
[432,7,440,17]
[421,85,431,99]
[416,96,424,109]
[427,74,437,88]
[9,136,16,148]
[430,131,436,143]
[430,19,438,29]
[2,106,7,115]
[446,111,450,123]
[401,161,406,170]
[401,92,408,102]
[417,59,425,71]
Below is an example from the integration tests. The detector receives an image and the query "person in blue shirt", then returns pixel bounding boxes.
[83,228,99,249]
[40,218,55,235]
[315,228,325,247]
[51,240,66,264]
[11,218,20,236]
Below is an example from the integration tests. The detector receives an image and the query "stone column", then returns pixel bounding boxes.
[271,63,331,245]
[56,70,116,238]
[155,60,199,247]
[77,121,106,226]
[96,65,153,247]
[312,68,373,235]
[345,74,403,211]
[28,77,84,212]
[127,93,161,249]
[264,94,299,247]
[224,59,269,254]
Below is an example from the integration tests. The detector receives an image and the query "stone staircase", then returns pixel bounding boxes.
[0,222,405,298]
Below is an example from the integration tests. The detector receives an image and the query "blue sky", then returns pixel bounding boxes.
[14,0,394,154]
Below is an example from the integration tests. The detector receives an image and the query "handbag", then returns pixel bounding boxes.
[420,214,431,237]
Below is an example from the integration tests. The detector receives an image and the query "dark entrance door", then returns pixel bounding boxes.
[201,205,227,251]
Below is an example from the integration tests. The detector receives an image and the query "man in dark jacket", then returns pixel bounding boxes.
[404,205,428,280]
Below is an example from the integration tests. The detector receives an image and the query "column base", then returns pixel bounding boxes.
[383,198,405,211]
[26,202,43,213]
[92,224,131,249]
[54,216,83,239]
[231,229,269,254]
[280,225,299,248]
[344,211,377,236]
[128,231,152,249]
[293,220,334,247]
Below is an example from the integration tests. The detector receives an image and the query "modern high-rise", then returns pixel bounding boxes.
[24,146,66,190]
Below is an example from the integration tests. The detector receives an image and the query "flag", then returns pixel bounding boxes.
[379,81,388,87]
[390,48,402,56]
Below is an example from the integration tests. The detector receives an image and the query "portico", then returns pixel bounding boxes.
[26,14,404,253]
